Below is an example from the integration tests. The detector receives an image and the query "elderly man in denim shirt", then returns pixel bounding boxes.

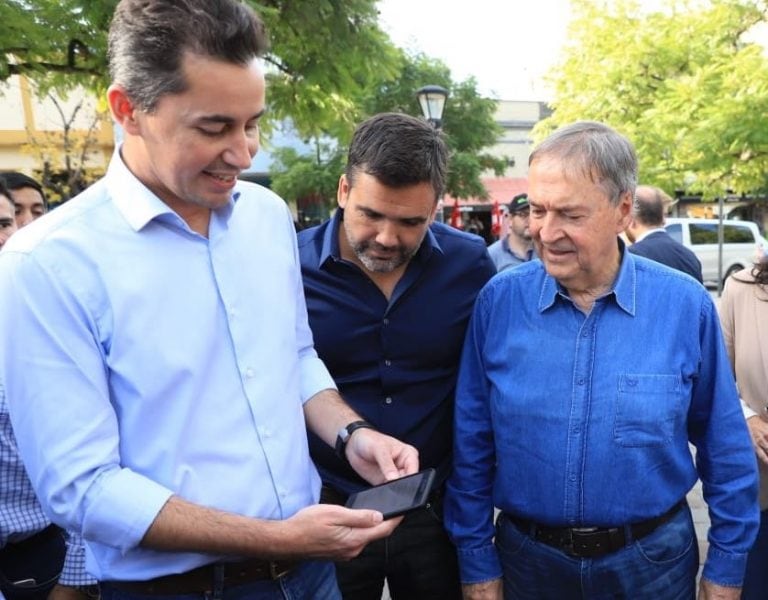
[445,121,759,600]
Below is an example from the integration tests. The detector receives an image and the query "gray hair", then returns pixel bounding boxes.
[529,121,637,205]
[108,0,269,113]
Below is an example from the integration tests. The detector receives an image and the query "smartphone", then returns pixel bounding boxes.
[345,468,436,519]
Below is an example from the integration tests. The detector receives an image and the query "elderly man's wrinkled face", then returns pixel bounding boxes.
[0,195,18,248]
[527,157,631,294]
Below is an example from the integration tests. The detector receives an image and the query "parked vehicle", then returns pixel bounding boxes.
[664,218,768,287]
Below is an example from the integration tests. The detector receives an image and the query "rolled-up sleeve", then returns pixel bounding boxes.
[0,252,172,553]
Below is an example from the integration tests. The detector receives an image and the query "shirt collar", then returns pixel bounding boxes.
[634,227,666,243]
[105,145,238,232]
[538,237,636,316]
[318,208,443,268]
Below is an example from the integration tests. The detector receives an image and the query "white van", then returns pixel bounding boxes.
[664,218,768,287]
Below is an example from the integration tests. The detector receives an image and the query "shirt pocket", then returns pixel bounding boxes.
[613,374,683,447]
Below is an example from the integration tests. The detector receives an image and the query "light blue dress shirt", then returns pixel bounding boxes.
[0,151,335,580]
[445,251,759,587]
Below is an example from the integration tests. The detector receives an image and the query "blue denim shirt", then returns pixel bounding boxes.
[445,250,759,587]
[298,211,496,494]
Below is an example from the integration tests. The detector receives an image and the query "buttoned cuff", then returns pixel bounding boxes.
[457,544,503,585]
[59,532,97,586]
[701,546,748,587]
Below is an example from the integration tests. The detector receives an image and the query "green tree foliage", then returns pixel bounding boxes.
[270,51,505,217]
[539,0,768,198]
[3,1,503,210]
[364,52,507,200]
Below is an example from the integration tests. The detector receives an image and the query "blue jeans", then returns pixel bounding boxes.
[100,561,340,600]
[742,508,768,600]
[496,504,698,599]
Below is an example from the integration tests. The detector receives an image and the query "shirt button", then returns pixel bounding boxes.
[384,359,391,367]
[385,397,393,404]
[245,368,255,378]
[577,378,585,385]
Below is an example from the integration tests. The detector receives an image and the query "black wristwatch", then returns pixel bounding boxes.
[334,420,375,462]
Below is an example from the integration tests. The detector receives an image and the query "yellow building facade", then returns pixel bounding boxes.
[0,75,114,178]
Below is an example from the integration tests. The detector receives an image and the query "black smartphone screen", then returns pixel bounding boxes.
[345,468,436,519]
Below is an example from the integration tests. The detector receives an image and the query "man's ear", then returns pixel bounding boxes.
[107,84,141,135]
[616,191,633,232]
[337,174,349,210]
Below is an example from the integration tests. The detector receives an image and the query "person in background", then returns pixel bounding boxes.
[0,172,98,600]
[625,184,703,283]
[719,257,768,600]
[446,121,758,600]
[0,181,18,249]
[298,112,495,599]
[0,1,417,598]
[1,172,47,228]
[486,193,534,272]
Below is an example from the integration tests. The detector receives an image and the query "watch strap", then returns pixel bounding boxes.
[334,420,375,462]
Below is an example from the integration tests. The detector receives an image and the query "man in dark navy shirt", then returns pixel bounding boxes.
[626,185,703,283]
[298,112,495,600]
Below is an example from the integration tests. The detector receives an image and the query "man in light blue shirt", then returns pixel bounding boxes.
[445,121,759,600]
[0,0,417,597]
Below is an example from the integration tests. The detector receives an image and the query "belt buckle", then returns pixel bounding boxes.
[268,561,291,580]
[566,527,599,557]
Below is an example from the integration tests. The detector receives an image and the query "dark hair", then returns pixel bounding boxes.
[529,121,637,206]
[632,185,667,227]
[730,252,768,293]
[345,112,449,200]
[108,0,269,112]
[0,171,47,210]
[755,260,768,286]
[0,177,13,210]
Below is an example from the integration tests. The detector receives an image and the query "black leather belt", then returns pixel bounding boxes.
[103,558,298,595]
[504,500,685,559]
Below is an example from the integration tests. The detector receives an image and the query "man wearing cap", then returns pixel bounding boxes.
[486,193,534,272]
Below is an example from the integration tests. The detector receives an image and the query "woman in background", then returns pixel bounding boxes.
[719,253,768,600]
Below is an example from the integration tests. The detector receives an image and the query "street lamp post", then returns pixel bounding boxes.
[416,85,449,222]
[416,85,449,129]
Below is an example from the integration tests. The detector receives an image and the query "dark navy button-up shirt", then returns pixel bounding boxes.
[298,210,496,495]
[445,249,759,586]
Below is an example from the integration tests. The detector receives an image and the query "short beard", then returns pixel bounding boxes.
[349,239,416,273]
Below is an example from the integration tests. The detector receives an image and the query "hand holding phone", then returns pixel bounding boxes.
[345,468,436,519]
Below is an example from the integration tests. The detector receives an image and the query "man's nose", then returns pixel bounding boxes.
[224,130,259,170]
[375,220,399,247]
